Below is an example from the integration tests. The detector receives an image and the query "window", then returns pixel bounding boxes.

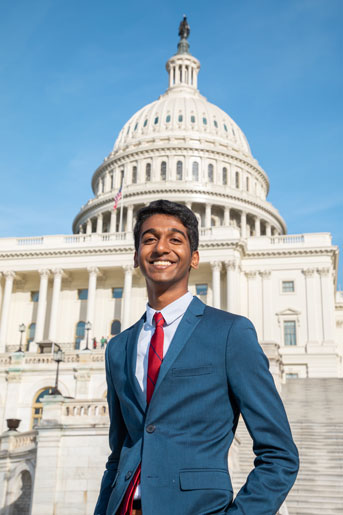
[75,321,86,349]
[134,122,138,131]
[284,321,296,346]
[178,114,183,122]
[154,116,159,124]
[112,287,123,299]
[214,120,218,128]
[224,123,228,132]
[202,117,207,125]
[196,284,208,302]
[222,167,228,185]
[161,161,167,181]
[208,164,214,182]
[191,115,196,123]
[111,320,121,336]
[110,174,114,189]
[78,289,88,300]
[27,323,36,350]
[166,114,171,123]
[143,119,148,127]
[31,387,54,428]
[132,166,137,184]
[246,176,250,191]
[235,171,240,189]
[282,281,295,293]
[146,163,151,182]
[192,162,199,181]
[176,160,183,180]
[126,126,130,135]
[286,373,299,379]
[31,291,39,302]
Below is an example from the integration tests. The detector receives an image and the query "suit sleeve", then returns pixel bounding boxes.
[94,342,127,515]
[225,316,299,514]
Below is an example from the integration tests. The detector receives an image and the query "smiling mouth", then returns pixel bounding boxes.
[151,260,174,267]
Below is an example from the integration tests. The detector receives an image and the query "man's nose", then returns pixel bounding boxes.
[155,237,170,254]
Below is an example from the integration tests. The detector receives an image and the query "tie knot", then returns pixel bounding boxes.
[153,312,165,328]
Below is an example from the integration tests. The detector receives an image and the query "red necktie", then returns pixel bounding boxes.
[119,312,165,515]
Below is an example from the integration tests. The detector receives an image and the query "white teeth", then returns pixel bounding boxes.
[153,261,172,265]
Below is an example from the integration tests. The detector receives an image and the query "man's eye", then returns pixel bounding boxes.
[143,237,156,243]
[170,237,182,243]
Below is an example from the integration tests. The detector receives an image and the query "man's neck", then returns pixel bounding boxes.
[147,287,189,311]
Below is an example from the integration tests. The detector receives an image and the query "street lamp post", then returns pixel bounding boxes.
[51,344,64,395]
[84,321,92,351]
[16,323,26,353]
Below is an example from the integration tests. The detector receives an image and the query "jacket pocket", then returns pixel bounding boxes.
[179,469,232,491]
[172,364,213,377]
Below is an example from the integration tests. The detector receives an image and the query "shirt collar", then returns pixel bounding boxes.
[145,291,193,327]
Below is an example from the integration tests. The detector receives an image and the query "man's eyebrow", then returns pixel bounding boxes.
[141,228,187,239]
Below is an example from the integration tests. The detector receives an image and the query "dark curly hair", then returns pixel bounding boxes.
[133,199,199,253]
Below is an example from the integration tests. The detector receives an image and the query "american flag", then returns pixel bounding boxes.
[113,184,122,210]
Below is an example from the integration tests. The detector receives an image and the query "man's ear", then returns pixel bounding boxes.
[133,251,139,268]
[190,250,199,270]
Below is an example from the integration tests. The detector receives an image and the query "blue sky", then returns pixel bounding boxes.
[0,0,342,283]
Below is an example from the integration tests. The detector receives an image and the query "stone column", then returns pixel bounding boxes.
[110,209,117,233]
[48,269,63,342]
[86,267,99,339]
[318,267,335,343]
[240,211,247,238]
[35,270,50,343]
[255,217,261,236]
[245,271,259,330]
[122,265,134,330]
[260,270,273,341]
[0,271,15,351]
[302,268,319,344]
[126,205,133,232]
[205,204,211,228]
[224,206,230,226]
[224,261,236,313]
[211,261,222,309]
[86,219,92,234]
[96,213,103,234]
[265,222,271,237]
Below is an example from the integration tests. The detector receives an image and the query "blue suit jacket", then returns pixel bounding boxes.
[95,297,299,515]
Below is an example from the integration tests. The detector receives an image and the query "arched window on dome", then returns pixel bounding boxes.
[235,171,240,189]
[161,161,167,181]
[246,176,250,192]
[192,162,199,182]
[75,321,85,350]
[208,164,214,183]
[27,323,36,351]
[111,320,121,336]
[110,173,114,190]
[31,387,54,428]
[146,163,151,182]
[176,161,183,180]
[222,167,228,185]
[132,166,137,184]
[179,65,182,83]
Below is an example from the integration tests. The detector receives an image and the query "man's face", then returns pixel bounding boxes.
[134,214,199,292]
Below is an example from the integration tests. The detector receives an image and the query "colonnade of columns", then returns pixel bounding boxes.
[79,202,278,239]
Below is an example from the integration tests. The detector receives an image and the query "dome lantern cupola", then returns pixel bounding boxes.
[166,16,200,91]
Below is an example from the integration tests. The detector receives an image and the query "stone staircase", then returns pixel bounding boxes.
[231,378,343,515]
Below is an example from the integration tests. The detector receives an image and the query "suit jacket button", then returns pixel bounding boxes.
[146,424,156,433]
[125,471,132,480]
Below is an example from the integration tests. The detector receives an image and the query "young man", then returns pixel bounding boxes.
[94,200,299,515]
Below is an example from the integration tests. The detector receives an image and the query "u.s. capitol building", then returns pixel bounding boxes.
[0,19,342,515]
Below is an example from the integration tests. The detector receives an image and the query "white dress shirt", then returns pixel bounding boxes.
[135,290,193,394]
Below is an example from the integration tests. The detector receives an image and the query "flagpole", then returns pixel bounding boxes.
[119,172,124,232]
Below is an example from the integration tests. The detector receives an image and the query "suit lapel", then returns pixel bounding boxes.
[152,297,205,400]
[126,315,146,413]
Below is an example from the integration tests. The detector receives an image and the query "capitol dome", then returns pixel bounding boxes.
[73,18,286,238]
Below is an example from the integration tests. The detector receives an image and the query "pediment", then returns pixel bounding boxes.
[276,308,301,316]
